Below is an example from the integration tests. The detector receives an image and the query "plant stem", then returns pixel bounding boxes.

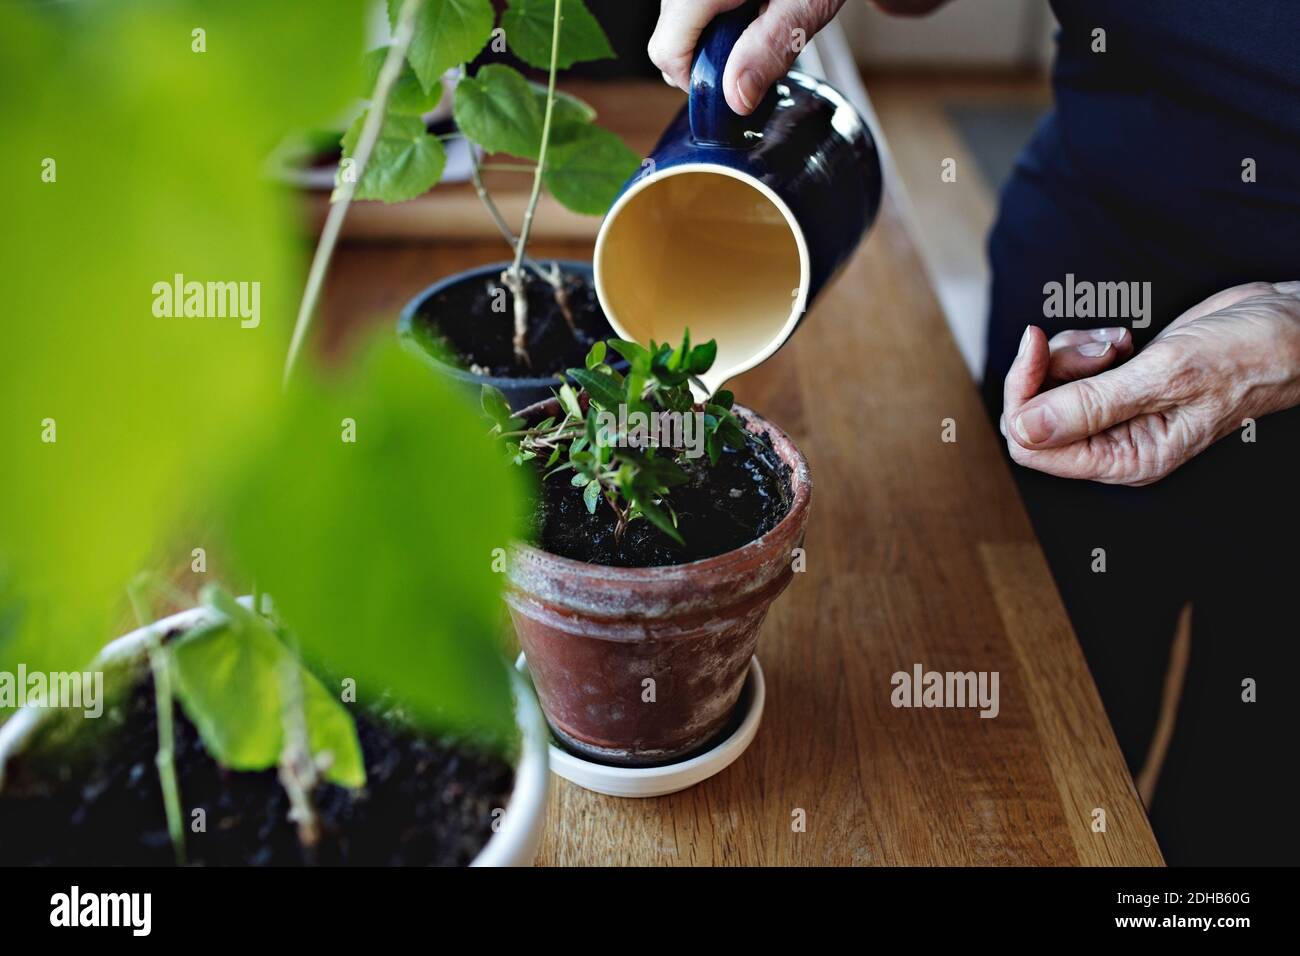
[465,121,571,330]
[468,135,545,275]
[275,654,321,856]
[512,0,563,280]
[129,577,186,866]
[504,0,565,363]
[149,642,186,866]
[281,0,424,389]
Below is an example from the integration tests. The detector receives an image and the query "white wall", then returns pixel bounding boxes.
[838,0,1054,69]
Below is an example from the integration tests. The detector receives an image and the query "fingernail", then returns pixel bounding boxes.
[735,69,758,113]
[1014,405,1055,445]
[1077,341,1111,357]
[1091,327,1126,342]
[1017,326,1031,357]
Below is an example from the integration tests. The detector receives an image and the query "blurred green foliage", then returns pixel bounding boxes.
[0,0,525,746]
[219,341,526,744]
[0,0,365,678]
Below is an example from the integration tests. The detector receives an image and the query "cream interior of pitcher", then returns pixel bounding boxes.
[594,165,809,393]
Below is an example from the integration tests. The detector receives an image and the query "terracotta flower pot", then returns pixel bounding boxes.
[505,398,811,767]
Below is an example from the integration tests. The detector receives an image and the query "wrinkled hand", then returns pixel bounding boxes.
[1001,282,1300,485]
[648,0,847,115]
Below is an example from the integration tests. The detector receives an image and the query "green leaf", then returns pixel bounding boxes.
[566,367,624,410]
[391,0,495,93]
[585,341,606,369]
[480,384,514,430]
[170,592,366,789]
[170,617,282,771]
[719,415,749,449]
[712,389,735,411]
[301,666,367,788]
[362,46,443,115]
[340,111,446,203]
[670,329,691,372]
[544,124,641,216]
[541,86,598,135]
[582,479,601,514]
[558,382,583,420]
[608,339,651,371]
[502,0,615,70]
[689,341,718,375]
[219,340,527,746]
[453,64,543,159]
[637,497,684,546]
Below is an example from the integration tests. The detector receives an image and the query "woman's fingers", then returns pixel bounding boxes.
[1046,327,1132,384]
[649,1,846,115]
[1008,355,1158,450]
[1000,325,1051,437]
[722,1,845,115]
[648,0,750,91]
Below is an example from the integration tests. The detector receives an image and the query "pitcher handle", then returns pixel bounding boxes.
[688,0,774,147]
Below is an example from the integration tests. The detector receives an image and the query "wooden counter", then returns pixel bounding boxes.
[320,79,1163,867]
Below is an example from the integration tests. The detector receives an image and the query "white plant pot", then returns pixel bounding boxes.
[0,602,548,867]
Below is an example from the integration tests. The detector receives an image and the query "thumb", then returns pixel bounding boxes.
[1009,359,1156,450]
[723,0,842,115]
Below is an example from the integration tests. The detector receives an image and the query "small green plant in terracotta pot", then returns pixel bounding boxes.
[483,335,813,766]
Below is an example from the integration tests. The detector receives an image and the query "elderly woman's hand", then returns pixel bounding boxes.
[1001,282,1300,486]
[648,0,847,115]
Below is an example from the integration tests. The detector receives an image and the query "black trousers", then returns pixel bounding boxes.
[983,128,1300,865]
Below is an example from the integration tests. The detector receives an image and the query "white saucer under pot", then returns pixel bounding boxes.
[515,653,765,799]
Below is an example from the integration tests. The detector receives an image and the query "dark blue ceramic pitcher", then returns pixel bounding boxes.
[594,0,882,392]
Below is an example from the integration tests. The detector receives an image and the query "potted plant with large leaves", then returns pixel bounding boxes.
[1,343,549,867]
[483,334,812,769]
[0,0,547,867]
[306,0,642,409]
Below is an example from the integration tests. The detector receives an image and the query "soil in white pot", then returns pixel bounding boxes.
[0,656,514,866]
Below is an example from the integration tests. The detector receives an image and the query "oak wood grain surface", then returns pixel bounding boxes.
[318,80,1163,867]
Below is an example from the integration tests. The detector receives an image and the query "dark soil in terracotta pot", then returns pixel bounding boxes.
[505,401,811,766]
[411,268,614,379]
[0,668,513,866]
[533,430,792,567]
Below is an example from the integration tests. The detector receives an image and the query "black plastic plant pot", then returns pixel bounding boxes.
[398,260,627,411]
